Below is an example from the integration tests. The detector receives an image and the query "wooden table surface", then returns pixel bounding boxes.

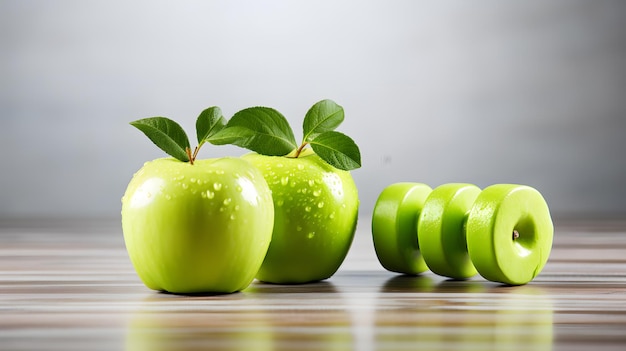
[1,217,626,351]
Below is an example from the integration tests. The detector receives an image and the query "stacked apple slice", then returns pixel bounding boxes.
[372,183,554,285]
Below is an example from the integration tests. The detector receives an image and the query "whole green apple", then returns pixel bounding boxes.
[208,99,362,283]
[121,157,274,294]
[242,149,359,284]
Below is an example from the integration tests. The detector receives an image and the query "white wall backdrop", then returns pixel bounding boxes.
[1,0,625,219]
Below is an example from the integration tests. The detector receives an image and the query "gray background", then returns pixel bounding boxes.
[1,0,625,220]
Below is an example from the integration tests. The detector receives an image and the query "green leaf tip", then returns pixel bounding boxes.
[303,99,345,142]
[211,106,298,156]
[196,106,226,144]
[130,117,191,162]
[310,131,361,171]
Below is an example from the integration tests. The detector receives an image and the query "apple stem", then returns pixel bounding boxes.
[192,145,200,161]
[512,230,520,240]
[186,147,195,165]
[293,142,308,158]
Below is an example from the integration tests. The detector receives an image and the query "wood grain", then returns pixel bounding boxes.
[1,218,626,351]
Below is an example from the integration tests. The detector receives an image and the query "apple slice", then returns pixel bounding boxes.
[372,182,432,275]
[466,184,553,285]
[417,183,481,280]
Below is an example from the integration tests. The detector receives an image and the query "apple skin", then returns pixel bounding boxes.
[466,184,553,285]
[242,149,359,284]
[417,183,480,280]
[121,157,274,294]
[371,182,432,275]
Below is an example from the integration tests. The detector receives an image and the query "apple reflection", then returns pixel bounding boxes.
[376,275,553,351]
[125,281,353,351]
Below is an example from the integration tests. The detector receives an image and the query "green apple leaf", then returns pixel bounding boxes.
[196,106,226,144]
[310,131,361,171]
[207,125,256,147]
[130,117,190,162]
[303,99,344,142]
[211,107,298,156]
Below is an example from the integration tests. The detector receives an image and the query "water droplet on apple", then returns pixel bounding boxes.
[164,194,171,200]
[181,183,188,189]
[289,181,296,188]
[213,183,222,191]
[313,190,321,197]
[317,201,324,208]
[206,191,215,199]
[297,164,304,170]
[277,163,284,168]
[201,192,207,199]
[296,226,302,231]
[190,178,196,183]
[236,186,242,192]
[234,205,240,211]
[329,212,335,219]
[308,232,315,239]
[223,198,232,205]
[277,199,284,207]
[305,206,312,212]
[215,169,225,175]
[230,214,236,220]
[308,179,315,187]
[281,176,289,186]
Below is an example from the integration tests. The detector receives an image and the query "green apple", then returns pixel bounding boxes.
[371,182,432,275]
[121,157,274,294]
[123,107,278,294]
[208,99,362,284]
[466,184,553,285]
[417,183,480,280]
[242,148,359,283]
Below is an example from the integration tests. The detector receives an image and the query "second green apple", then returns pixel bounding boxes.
[244,149,359,283]
[211,99,362,284]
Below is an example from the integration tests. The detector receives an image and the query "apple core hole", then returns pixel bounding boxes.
[512,217,536,257]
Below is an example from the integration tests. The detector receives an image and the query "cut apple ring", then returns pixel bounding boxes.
[371,182,432,275]
[466,184,554,285]
[417,183,481,280]
[372,182,554,285]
